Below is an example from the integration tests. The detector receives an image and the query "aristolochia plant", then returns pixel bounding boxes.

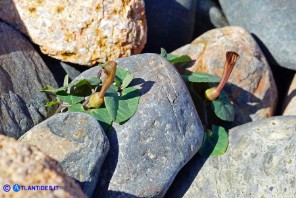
[41,61,141,131]
[161,49,240,157]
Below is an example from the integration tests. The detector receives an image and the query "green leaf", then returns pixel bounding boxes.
[63,74,69,86]
[68,103,85,112]
[121,73,134,89]
[160,48,167,57]
[181,72,221,83]
[88,77,102,86]
[56,91,85,105]
[160,48,192,64]
[211,90,234,122]
[115,87,141,123]
[45,100,59,108]
[199,125,229,157]
[40,85,58,94]
[56,79,91,93]
[166,54,192,64]
[88,108,113,131]
[115,67,129,84]
[104,84,119,121]
[68,104,113,131]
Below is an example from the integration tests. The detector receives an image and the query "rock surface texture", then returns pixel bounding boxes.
[0,22,58,138]
[0,0,147,65]
[172,26,278,124]
[144,0,197,52]
[0,135,86,198]
[219,0,296,70]
[282,74,296,115]
[20,112,109,197]
[75,54,204,197]
[166,116,296,197]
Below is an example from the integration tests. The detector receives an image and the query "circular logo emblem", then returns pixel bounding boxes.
[3,184,11,192]
[13,184,21,192]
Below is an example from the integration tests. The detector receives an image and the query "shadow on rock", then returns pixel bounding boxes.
[93,125,118,198]
[164,154,207,198]
[252,33,294,115]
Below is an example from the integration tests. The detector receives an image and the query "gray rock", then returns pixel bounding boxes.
[19,112,109,198]
[166,116,296,197]
[144,0,197,52]
[0,22,58,138]
[194,0,228,37]
[219,0,296,70]
[74,54,204,197]
[0,134,87,198]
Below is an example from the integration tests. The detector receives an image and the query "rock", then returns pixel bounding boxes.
[166,116,296,197]
[219,0,296,70]
[0,0,147,65]
[172,26,278,125]
[144,0,197,53]
[0,22,58,138]
[282,74,296,115]
[41,53,85,86]
[19,112,109,197]
[74,54,204,197]
[0,134,86,198]
[194,0,228,37]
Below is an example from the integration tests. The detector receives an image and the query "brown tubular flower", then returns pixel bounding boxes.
[88,61,117,108]
[205,51,240,101]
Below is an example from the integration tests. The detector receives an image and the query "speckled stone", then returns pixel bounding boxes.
[0,0,147,65]
[0,134,86,198]
[172,26,278,125]
[282,74,296,115]
[19,112,109,197]
[74,54,204,197]
[0,22,58,138]
[166,116,296,197]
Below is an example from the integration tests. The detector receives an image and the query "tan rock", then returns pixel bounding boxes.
[0,0,147,66]
[172,26,278,124]
[282,74,296,115]
[0,135,86,198]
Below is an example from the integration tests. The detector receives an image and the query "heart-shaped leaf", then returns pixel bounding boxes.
[104,84,119,121]
[88,108,113,131]
[115,87,141,123]
[56,91,85,105]
[68,104,113,131]
[199,125,229,157]
[160,48,192,64]
[121,73,134,89]
[211,90,234,122]
[182,72,221,83]
[88,77,102,86]
[68,103,85,112]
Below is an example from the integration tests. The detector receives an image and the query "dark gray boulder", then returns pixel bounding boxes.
[19,112,109,198]
[166,116,296,197]
[144,0,197,52]
[194,0,228,37]
[75,54,204,197]
[219,0,296,70]
[0,22,58,138]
